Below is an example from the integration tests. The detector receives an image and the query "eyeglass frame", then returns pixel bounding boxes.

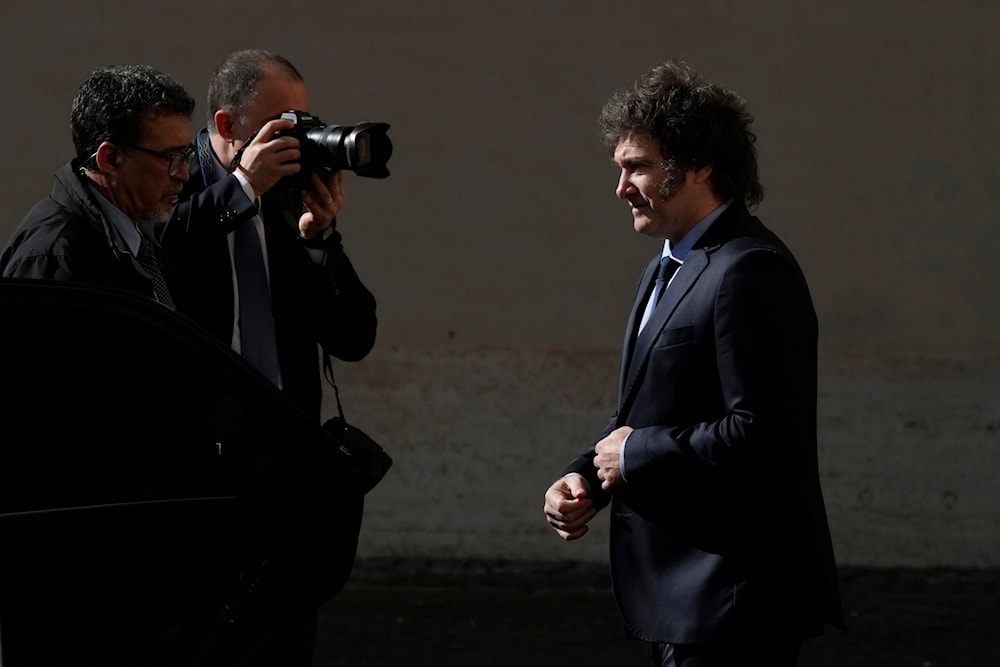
[118,143,196,177]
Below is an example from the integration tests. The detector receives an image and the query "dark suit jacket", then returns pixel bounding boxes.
[159,131,377,421]
[565,202,844,644]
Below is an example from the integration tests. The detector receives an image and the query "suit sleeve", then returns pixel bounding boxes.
[560,413,618,511]
[159,175,258,251]
[295,225,378,362]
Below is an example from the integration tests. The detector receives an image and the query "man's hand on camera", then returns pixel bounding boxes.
[299,169,343,239]
[234,118,302,197]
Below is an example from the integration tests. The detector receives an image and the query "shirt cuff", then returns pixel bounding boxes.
[300,225,335,263]
[232,169,257,202]
[563,472,591,494]
[619,432,630,483]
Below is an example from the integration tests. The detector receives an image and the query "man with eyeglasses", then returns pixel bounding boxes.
[1,64,196,312]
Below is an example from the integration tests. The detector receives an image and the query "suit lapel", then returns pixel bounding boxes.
[619,256,659,396]
[618,250,709,417]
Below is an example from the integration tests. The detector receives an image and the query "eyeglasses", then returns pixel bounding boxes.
[120,143,196,177]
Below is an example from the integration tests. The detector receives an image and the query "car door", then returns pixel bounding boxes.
[0,279,363,666]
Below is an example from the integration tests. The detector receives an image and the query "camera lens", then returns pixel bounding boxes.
[304,122,392,179]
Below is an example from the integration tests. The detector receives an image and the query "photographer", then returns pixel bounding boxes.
[159,48,377,666]
[161,48,377,419]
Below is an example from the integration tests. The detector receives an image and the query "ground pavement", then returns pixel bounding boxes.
[314,560,1000,666]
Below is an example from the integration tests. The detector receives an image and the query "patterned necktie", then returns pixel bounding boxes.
[654,256,682,304]
[136,237,176,310]
[232,219,280,384]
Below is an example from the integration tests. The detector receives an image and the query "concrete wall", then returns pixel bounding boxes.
[1,1,998,568]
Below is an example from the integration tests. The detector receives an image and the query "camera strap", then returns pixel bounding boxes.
[321,347,348,423]
[321,348,393,495]
[229,138,254,173]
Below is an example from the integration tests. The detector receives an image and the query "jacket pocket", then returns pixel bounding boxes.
[653,324,694,349]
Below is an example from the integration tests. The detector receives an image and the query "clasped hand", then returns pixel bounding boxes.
[543,425,634,541]
[594,425,632,492]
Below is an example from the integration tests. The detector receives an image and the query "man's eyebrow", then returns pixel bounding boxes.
[615,156,650,168]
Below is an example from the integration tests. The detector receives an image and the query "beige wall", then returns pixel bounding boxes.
[2,1,998,567]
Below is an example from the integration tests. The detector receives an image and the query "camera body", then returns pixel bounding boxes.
[274,110,392,189]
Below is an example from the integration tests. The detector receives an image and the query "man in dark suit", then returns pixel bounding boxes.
[543,60,845,666]
[159,48,377,666]
[161,48,376,422]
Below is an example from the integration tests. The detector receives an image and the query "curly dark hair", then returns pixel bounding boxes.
[206,48,303,132]
[599,60,763,207]
[71,64,195,163]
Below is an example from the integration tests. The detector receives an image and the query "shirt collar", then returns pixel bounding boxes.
[209,143,231,181]
[663,201,730,262]
[86,182,143,256]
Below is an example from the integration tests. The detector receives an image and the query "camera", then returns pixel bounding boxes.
[273,110,392,188]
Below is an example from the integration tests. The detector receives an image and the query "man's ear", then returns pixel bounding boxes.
[93,141,121,174]
[214,110,236,142]
[689,163,714,184]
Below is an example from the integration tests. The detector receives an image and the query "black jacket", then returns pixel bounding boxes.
[1,161,191,313]
[159,130,377,420]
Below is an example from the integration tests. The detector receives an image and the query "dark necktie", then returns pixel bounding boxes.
[233,220,280,384]
[655,256,682,304]
[638,255,682,334]
[137,237,176,310]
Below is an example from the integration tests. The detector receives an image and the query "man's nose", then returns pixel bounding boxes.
[615,171,632,199]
